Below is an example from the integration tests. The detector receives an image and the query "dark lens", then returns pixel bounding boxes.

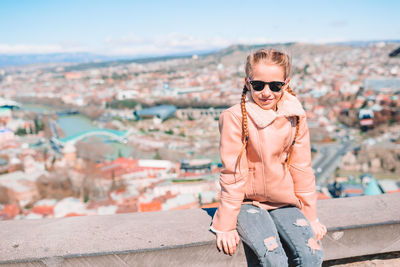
[269,82,284,92]
[251,81,265,91]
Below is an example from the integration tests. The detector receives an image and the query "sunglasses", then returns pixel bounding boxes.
[248,79,286,92]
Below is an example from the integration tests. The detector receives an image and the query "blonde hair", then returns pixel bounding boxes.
[237,48,300,170]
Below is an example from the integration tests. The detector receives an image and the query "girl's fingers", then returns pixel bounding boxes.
[227,238,235,255]
[222,239,229,254]
[235,231,240,245]
[315,228,322,240]
[216,236,222,252]
[315,232,320,240]
[216,231,241,254]
[319,225,327,238]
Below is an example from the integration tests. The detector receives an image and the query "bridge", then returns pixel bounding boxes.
[52,128,131,146]
[0,97,21,109]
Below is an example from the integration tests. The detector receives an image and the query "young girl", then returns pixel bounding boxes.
[210,48,327,266]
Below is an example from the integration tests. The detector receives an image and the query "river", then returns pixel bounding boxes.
[21,103,131,160]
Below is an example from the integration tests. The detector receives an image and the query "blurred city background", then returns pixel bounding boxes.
[0,0,399,222]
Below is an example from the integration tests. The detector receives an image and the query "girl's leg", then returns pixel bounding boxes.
[269,206,324,267]
[237,204,288,267]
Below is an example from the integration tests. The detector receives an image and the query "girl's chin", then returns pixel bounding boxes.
[256,101,276,110]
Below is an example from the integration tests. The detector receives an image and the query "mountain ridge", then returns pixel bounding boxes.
[1,40,399,69]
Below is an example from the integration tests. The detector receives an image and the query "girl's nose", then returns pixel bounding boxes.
[262,85,272,97]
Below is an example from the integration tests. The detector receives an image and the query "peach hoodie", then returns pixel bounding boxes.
[211,90,317,232]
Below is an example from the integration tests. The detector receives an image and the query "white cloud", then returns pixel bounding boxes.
[0,33,305,56]
[103,32,273,56]
[0,43,89,54]
[105,34,149,45]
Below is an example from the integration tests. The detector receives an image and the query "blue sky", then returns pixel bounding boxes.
[0,0,399,55]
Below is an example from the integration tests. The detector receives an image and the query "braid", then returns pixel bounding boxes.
[286,85,295,97]
[236,85,249,175]
[285,85,300,167]
[241,86,249,143]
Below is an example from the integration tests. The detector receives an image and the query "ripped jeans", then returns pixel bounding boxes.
[237,204,324,267]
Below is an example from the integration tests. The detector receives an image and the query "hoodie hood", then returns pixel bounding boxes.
[245,89,306,128]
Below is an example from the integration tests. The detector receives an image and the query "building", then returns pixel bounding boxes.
[175,108,224,120]
[116,90,139,100]
[133,105,176,121]
[359,109,374,131]
[180,159,212,175]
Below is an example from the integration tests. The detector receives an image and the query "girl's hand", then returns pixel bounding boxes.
[216,229,240,255]
[310,220,327,240]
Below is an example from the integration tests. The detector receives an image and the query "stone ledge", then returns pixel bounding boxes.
[1,193,399,266]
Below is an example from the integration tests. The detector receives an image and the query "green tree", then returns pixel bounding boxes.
[153,150,162,160]
[15,127,27,136]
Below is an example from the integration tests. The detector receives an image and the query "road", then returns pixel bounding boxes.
[310,123,359,186]
[311,140,354,186]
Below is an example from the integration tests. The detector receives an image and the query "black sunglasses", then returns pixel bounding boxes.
[248,80,286,92]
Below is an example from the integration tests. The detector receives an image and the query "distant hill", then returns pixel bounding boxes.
[0,50,216,70]
[61,51,214,72]
[0,52,129,68]
[211,42,295,58]
[1,40,399,69]
[330,39,400,47]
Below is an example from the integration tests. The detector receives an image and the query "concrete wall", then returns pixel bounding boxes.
[1,193,399,266]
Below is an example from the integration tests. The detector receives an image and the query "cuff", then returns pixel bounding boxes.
[209,225,225,234]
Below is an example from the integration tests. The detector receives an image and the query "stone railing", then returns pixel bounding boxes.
[1,193,399,266]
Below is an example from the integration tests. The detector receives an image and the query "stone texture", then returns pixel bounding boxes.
[1,193,399,266]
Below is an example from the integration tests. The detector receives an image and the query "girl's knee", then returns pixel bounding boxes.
[296,244,324,266]
[261,251,288,267]
[257,237,288,266]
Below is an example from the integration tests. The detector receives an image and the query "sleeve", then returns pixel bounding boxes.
[210,110,248,232]
[288,115,318,222]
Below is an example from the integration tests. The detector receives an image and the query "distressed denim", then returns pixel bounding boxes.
[237,204,324,267]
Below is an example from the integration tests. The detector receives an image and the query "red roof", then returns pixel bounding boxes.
[64,212,86,217]
[33,206,54,215]
[339,101,352,109]
[343,188,363,194]
[113,157,139,168]
[1,204,20,218]
[386,189,400,194]
[98,158,167,179]
[317,192,331,200]
[364,90,375,97]
[200,202,219,208]
[139,201,162,212]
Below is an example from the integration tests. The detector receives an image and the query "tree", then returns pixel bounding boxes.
[75,137,113,162]
[153,150,162,160]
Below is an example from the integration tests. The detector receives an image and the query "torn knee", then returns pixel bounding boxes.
[307,238,322,254]
[294,218,309,227]
[264,236,279,251]
[246,208,259,214]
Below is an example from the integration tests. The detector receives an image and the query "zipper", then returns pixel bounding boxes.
[251,169,256,196]
[285,117,295,155]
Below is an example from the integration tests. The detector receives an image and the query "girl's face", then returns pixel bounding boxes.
[245,63,288,110]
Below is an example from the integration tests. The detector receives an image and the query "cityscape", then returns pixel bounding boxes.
[0,41,399,221]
